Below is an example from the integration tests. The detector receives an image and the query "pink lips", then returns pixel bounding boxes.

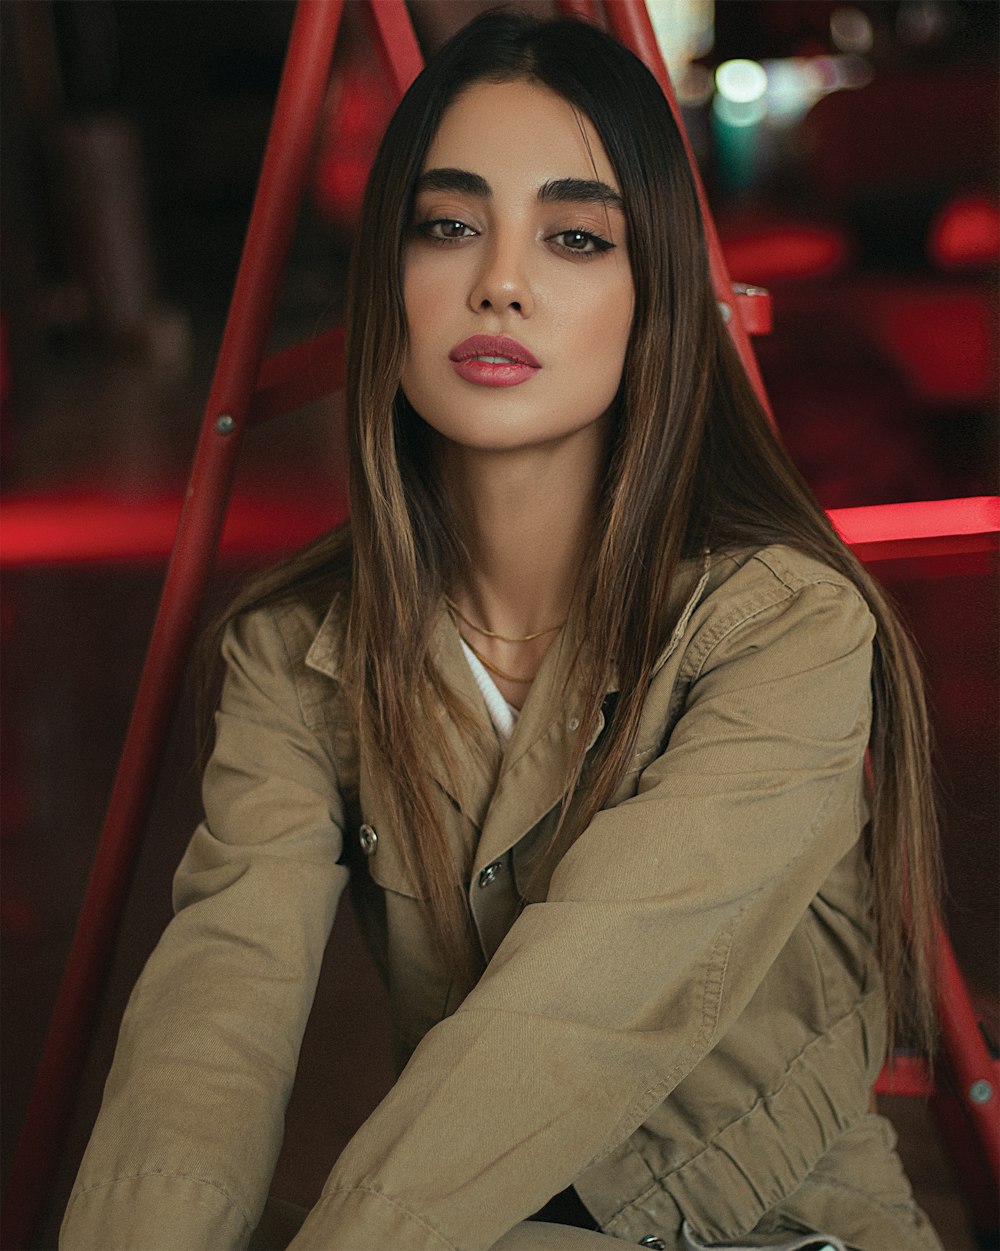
[448,334,541,387]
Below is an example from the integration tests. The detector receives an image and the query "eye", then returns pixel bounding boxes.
[549,228,615,256]
[416,218,478,242]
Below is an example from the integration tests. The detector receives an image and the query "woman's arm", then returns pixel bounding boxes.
[61,605,350,1251]
[290,558,877,1251]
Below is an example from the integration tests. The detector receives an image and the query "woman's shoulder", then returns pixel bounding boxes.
[225,527,354,684]
[234,579,349,684]
[223,576,357,777]
[706,543,866,601]
[683,542,874,665]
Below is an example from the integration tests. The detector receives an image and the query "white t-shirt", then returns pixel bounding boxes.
[459,638,519,744]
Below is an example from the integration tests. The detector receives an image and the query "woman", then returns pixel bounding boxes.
[61,12,943,1251]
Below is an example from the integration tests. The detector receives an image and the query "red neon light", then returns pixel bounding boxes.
[0,490,343,567]
[314,65,395,227]
[720,224,852,285]
[862,287,996,405]
[828,496,1000,561]
[4,494,996,569]
[930,193,1000,272]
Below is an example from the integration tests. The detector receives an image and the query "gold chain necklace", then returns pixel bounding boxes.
[444,596,565,643]
[460,635,534,684]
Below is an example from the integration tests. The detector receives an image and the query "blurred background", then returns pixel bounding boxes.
[1,1,997,1247]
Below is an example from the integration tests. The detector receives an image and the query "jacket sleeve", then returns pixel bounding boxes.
[289,568,877,1251]
[61,606,350,1251]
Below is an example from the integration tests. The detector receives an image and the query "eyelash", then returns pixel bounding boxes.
[552,228,615,256]
[414,218,615,257]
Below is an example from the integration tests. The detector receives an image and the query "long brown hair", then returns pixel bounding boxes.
[219,12,938,1053]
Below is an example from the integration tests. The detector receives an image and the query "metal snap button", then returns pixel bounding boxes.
[568,715,580,732]
[638,1238,666,1250]
[359,824,378,855]
[478,861,501,888]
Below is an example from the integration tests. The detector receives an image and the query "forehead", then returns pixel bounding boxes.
[421,79,620,191]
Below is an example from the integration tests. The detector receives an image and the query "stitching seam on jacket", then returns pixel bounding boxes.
[621,983,881,1225]
[317,1185,457,1249]
[750,547,858,597]
[688,582,811,683]
[69,1168,253,1233]
[274,601,339,754]
[780,1162,943,1251]
[605,919,736,1163]
[603,773,855,1226]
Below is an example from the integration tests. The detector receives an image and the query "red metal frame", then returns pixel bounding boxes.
[364,0,423,98]
[3,491,995,571]
[591,0,772,409]
[875,922,999,1175]
[829,495,1000,562]
[931,925,1000,1184]
[1,2,346,1245]
[3,0,997,1245]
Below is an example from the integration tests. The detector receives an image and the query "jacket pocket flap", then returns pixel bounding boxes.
[363,829,428,899]
[357,754,429,899]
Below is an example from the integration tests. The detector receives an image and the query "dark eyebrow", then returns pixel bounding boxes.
[538,178,625,212]
[415,168,491,198]
[415,169,625,213]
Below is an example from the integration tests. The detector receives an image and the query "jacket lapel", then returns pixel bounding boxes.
[306,596,502,831]
[470,613,603,880]
[469,553,714,877]
[303,554,714,880]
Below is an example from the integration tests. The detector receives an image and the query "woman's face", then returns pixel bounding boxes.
[400,79,634,457]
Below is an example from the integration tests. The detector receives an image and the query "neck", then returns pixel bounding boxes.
[439,427,606,635]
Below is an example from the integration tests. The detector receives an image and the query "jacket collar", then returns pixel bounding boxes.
[467,551,712,874]
[304,592,502,827]
[303,552,713,836]
[304,590,348,683]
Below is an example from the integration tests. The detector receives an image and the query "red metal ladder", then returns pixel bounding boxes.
[3,2,997,1246]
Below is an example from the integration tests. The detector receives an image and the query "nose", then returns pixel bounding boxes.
[468,235,534,317]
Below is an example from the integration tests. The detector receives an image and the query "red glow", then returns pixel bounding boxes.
[0,490,345,567]
[3,493,995,568]
[314,64,396,226]
[720,224,852,284]
[828,496,1000,561]
[930,193,1000,271]
[862,287,996,404]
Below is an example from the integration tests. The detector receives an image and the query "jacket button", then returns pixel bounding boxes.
[568,715,580,732]
[478,861,501,888]
[638,1239,665,1250]
[359,824,378,855]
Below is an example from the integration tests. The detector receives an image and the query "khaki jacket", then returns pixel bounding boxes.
[61,546,940,1251]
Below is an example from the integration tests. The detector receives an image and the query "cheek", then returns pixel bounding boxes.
[571,267,632,343]
[401,256,432,336]
[401,268,421,337]
[612,276,636,342]
[592,290,633,403]
[403,253,457,329]
[400,270,439,393]
[586,284,633,375]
